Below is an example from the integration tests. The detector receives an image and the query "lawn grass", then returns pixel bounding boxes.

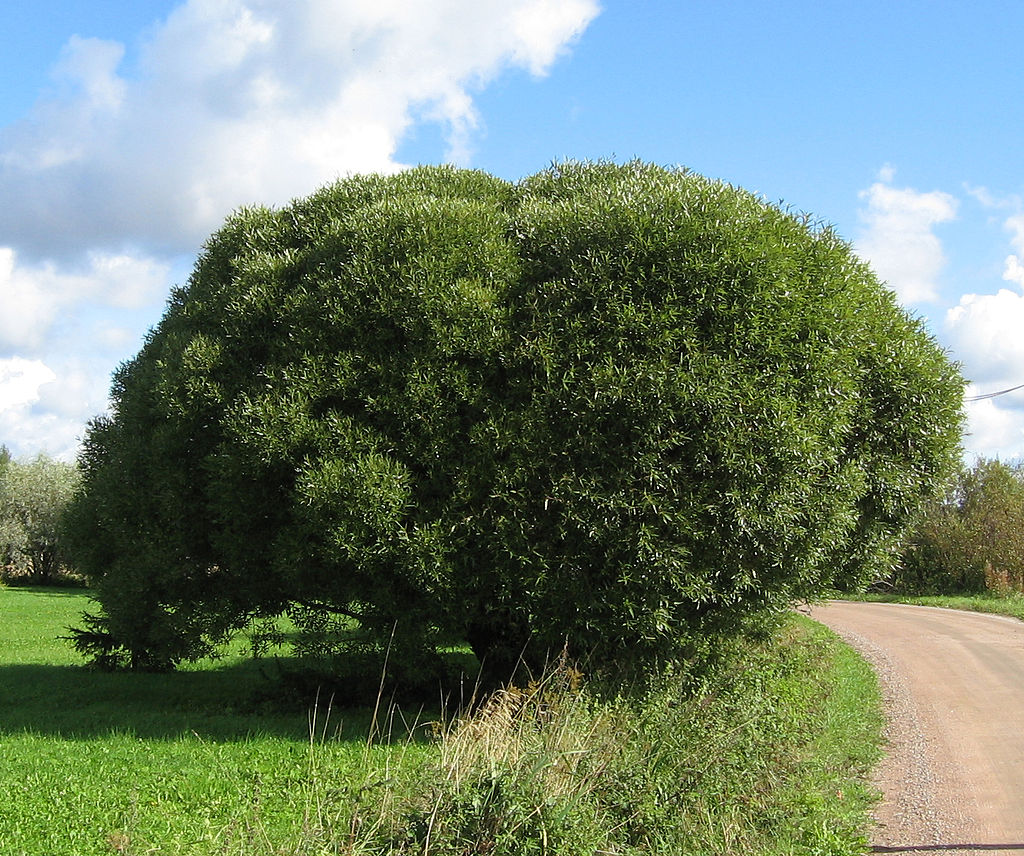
[0,586,883,855]
[0,586,430,856]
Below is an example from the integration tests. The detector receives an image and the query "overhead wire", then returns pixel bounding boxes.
[966,382,1024,402]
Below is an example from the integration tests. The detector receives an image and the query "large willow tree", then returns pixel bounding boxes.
[66,161,964,678]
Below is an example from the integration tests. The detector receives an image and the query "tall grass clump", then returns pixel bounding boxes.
[282,614,882,856]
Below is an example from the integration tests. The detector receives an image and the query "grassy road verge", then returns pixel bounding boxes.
[850,591,1024,622]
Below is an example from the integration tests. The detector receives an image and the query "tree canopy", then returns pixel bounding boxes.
[66,161,964,678]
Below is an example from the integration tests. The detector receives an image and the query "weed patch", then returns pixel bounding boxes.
[309,615,883,855]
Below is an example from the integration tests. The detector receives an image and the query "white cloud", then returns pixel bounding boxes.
[1002,214,1024,288]
[0,0,600,258]
[1,246,170,351]
[507,0,600,74]
[0,354,118,461]
[855,170,958,305]
[54,36,129,114]
[946,287,1024,388]
[1005,214,1024,251]
[0,248,60,351]
[1004,256,1024,288]
[0,358,56,412]
[945,211,1024,402]
[963,184,1022,213]
[963,393,1024,462]
[945,237,1024,461]
[93,323,138,352]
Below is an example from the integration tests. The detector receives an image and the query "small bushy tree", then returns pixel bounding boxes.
[895,458,1024,594]
[0,454,80,585]
[66,161,964,678]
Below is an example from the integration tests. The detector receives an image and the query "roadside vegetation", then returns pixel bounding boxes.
[890,457,1024,596]
[848,457,1024,620]
[0,585,881,855]
[854,591,1024,622]
[843,454,1024,622]
[65,161,961,684]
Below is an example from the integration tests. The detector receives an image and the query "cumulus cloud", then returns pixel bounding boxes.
[0,358,57,412]
[0,357,90,462]
[946,287,1024,388]
[0,0,600,260]
[0,249,59,351]
[963,389,1024,462]
[855,169,958,305]
[944,209,1024,461]
[1,246,170,351]
[0,348,146,461]
[1,349,150,460]
[1003,214,1024,288]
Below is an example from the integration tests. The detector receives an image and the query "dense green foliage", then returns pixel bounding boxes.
[66,161,963,676]
[0,445,9,570]
[0,453,80,585]
[2,587,881,855]
[893,458,1024,594]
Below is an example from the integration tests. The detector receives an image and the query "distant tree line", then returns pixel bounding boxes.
[892,457,1024,595]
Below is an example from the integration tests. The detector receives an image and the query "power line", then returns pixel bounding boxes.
[966,382,1024,402]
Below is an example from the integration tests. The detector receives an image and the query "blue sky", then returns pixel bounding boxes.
[2,0,1023,461]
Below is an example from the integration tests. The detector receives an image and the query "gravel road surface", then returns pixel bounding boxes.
[811,601,1024,855]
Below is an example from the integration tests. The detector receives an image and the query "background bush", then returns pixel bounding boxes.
[0,452,80,585]
[893,458,1024,595]
[65,161,964,680]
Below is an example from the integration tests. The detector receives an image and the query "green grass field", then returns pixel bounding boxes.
[0,587,428,856]
[0,586,883,855]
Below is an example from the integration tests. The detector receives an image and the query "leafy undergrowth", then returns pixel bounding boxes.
[0,587,882,855]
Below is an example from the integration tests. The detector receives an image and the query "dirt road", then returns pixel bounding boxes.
[811,601,1024,855]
